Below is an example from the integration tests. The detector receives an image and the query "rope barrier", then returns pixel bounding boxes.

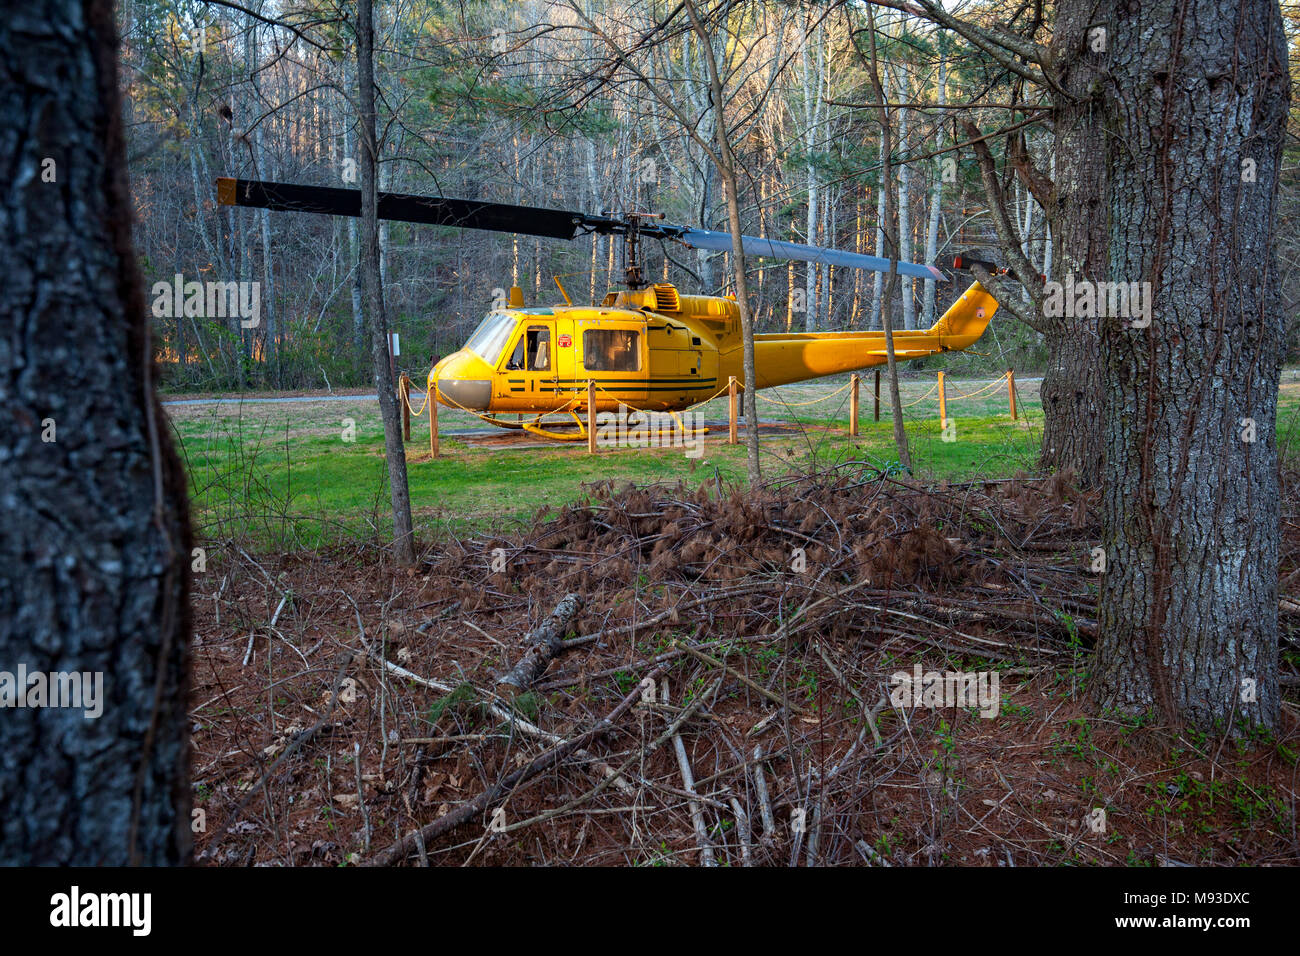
[408,367,1022,454]
[945,377,1008,401]
[400,379,431,417]
[693,381,735,406]
[588,381,711,427]
[588,381,674,417]
[424,375,584,427]
[407,373,1003,418]
[754,380,853,406]
[898,383,939,408]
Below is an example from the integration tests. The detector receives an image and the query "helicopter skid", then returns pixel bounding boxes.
[481,412,588,442]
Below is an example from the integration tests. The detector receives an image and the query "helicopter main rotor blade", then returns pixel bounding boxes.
[216,177,593,241]
[677,227,945,282]
[215,178,945,281]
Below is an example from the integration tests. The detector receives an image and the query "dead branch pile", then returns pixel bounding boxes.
[190,463,1300,867]
[443,466,1100,661]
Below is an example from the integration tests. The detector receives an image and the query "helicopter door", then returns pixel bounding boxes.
[500,321,558,408]
[578,322,647,407]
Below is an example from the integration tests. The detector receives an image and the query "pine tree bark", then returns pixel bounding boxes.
[1038,1,1109,487]
[0,0,192,863]
[1094,0,1289,730]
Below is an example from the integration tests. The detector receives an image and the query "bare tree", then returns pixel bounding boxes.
[566,0,792,485]
[862,5,911,469]
[873,0,1104,484]
[684,0,762,484]
[357,0,415,565]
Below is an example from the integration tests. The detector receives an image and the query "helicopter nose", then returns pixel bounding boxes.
[430,351,491,411]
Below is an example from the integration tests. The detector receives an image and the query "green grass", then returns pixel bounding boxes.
[167,371,1300,548]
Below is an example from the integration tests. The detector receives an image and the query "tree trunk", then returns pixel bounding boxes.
[0,0,192,863]
[718,125,761,488]
[685,0,760,485]
[1041,330,1103,486]
[869,141,887,330]
[865,10,910,470]
[1093,0,1288,730]
[921,55,946,328]
[1040,3,1109,487]
[805,177,818,331]
[357,0,415,565]
[344,59,365,359]
[248,17,278,387]
[896,70,916,331]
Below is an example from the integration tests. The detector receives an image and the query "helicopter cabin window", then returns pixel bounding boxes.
[583,329,641,372]
[464,312,516,365]
[506,326,551,371]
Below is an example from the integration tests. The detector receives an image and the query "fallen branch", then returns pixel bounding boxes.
[730,797,753,867]
[365,665,665,866]
[677,641,808,715]
[378,654,633,795]
[664,679,716,867]
[498,593,584,692]
[751,746,777,844]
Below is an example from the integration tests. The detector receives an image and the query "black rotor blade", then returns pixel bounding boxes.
[216,177,592,241]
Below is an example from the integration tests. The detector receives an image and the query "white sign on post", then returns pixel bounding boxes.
[388,332,400,356]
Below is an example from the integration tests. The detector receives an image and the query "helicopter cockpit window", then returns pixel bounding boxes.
[583,329,641,372]
[507,326,551,371]
[464,312,516,366]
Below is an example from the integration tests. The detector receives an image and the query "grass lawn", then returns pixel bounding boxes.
[167,370,1300,548]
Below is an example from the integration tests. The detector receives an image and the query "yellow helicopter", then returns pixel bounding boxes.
[217,177,998,439]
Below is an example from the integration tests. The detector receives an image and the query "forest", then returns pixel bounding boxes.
[1,0,1299,884]
[129,0,1300,390]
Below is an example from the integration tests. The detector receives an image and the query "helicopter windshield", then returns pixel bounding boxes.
[463,312,516,365]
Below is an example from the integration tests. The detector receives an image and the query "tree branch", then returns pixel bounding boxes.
[1007,129,1056,218]
[960,117,1049,326]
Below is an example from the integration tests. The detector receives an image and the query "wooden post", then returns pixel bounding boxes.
[937,370,947,427]
[728,376,738,445]
[587,380,597,454]
[1007,368,1018,420]
[400,374,411,442]
[429,379,439,458]
[873,369,881,421]
[849,373,860,437]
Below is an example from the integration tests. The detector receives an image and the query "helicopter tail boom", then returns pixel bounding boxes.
[924,280,998,348]
[722,281,998,389]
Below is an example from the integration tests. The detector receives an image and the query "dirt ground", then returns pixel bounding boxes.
[190,466,1300,866]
